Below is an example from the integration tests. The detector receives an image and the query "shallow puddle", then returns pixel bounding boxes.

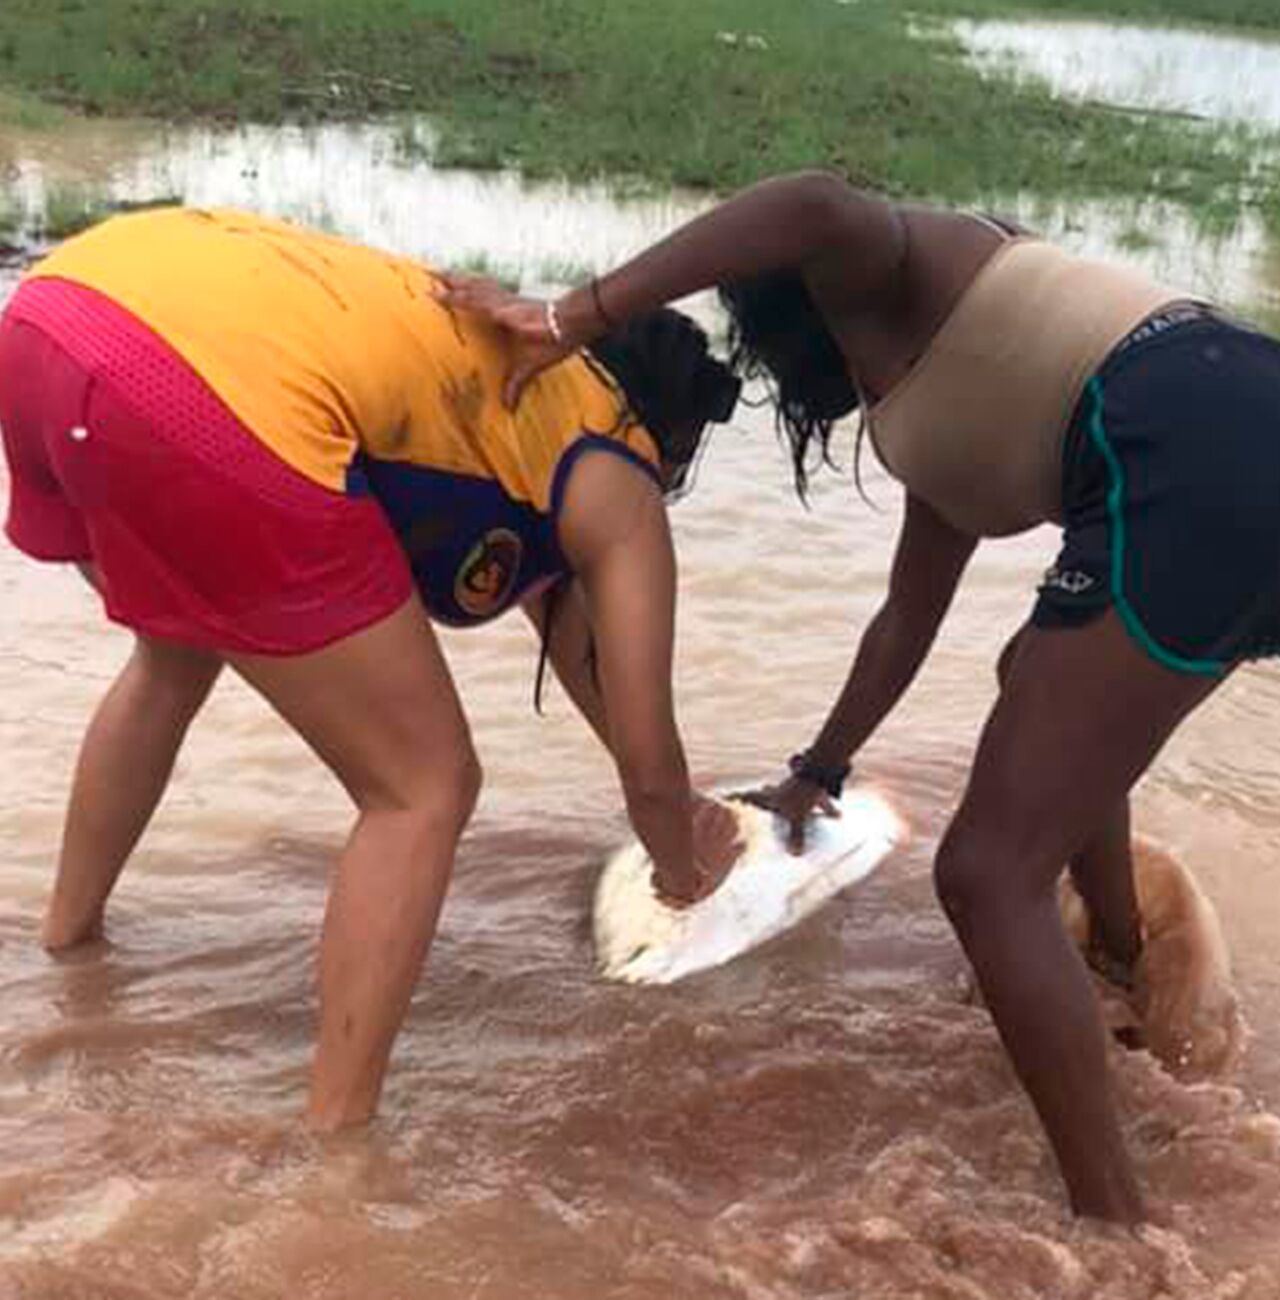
[3,112,1278,325]
[1,117,708,287]
[949,17,1280,130]
[3,104,1280,1299]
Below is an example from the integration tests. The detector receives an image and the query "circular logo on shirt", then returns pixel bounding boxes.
[455,528,523,618]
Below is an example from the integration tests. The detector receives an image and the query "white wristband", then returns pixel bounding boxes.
[544,299,565,344]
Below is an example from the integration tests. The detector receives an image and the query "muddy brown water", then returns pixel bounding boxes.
[4,75,1280,1297]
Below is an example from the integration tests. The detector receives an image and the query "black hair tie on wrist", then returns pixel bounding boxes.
[788,751,852,798]
[590,276,616,332]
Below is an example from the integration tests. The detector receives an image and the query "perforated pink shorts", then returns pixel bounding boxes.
[0,278,412,654]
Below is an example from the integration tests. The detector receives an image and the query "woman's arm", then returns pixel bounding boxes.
[809,493,979,765]
[556,449,722,902]
[558,171,903,343]
[757,493,979,848]
[437,171,904,405]
[522,580,610,747]
[526,549,742,905]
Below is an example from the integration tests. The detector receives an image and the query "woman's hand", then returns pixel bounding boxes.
[652,794,745,908]
[434,273,576,408]
[738,774,839,854]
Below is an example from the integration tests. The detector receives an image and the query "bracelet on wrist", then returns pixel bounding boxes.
[590,276,616,332]
[543,299,565,344]
[788,750,852,798]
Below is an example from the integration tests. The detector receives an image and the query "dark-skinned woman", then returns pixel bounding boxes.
[438,170,1280,1223]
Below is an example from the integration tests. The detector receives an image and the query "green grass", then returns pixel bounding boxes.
[0,201,18,245]
[12,189,183,242]
[0,86,68,128]
[0,0,1278,217]
[930,0,1280,30]
[444,252,520,291]
[1115,226,1159,253]
[438,252,592,291]
[33,184,113,240]
[533,257,594,287]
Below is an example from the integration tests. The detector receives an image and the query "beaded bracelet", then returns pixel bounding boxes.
[788,751,852,798]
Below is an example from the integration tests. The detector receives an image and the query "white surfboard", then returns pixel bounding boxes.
[594,787,903,985]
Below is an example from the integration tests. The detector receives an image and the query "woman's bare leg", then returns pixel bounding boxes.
[1068,800,1143,980]
[996,626,1142,979]
[227,596,479,1130]
[938,612,1220,1221]
[43,634,222,950]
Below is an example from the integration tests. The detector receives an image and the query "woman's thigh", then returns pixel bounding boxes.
[946,610,1222,888]
[227,595,477,815]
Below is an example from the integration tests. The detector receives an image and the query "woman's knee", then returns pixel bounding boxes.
[933,816,1054,934]
[420,745,482,836]
[361,741,483,834]
[130,636,222,717]
[442,744,483,829]
[934,823,992,931]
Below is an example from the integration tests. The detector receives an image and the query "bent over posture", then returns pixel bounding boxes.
[441,171,1280,1220]
[1,207,743,1128]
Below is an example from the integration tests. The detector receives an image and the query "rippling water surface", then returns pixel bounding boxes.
[4,99,1280,1298]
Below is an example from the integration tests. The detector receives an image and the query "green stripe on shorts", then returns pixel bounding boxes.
[1083,376,1227,677]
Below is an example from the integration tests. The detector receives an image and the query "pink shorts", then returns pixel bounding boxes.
[0,279,413,655]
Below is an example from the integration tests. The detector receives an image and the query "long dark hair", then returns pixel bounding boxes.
[586,307,740,498]
[533,307,740,712]
[719,269,860,500]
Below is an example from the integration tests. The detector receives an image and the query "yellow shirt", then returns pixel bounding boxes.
[29,206,656,501]
[29,207,660,624]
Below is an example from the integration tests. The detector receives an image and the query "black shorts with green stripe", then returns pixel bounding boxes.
[1032,307,1280,674]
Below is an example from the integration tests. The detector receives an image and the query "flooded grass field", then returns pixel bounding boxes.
[5,8,1280,1299]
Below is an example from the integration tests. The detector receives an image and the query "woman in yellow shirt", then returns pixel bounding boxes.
[0,207,743,1129]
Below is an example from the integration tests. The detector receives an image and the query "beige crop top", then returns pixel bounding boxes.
[866,238,1183,537]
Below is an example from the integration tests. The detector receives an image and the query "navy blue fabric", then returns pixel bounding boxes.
[1033,313,1280,668]
[357,435,661,627]
[356,455,563,627]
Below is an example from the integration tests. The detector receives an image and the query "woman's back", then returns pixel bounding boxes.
[27,208,644,511]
